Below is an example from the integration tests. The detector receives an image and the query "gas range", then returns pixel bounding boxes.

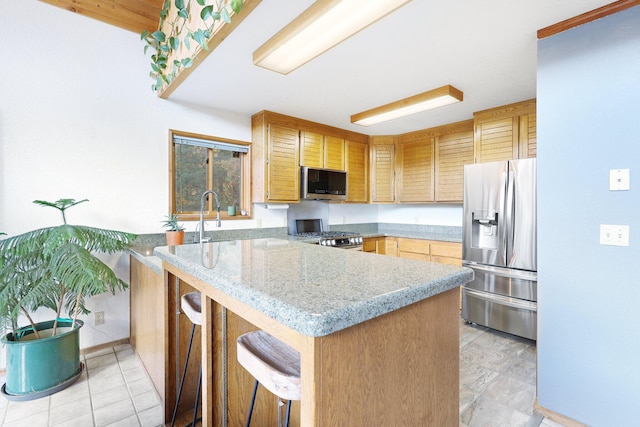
[294,231,364,249]
[292,219,363,249]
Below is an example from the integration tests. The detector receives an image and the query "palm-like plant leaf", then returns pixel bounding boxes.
[0,199,136,339]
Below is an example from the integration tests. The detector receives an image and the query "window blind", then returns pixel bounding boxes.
[173,135,249,153]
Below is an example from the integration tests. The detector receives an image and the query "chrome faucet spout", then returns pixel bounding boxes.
[199,190,221,243]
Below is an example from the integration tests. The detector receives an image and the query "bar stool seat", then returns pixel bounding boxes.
[181,292,202,326]
[171,292,203,427]
[237,330,301,426]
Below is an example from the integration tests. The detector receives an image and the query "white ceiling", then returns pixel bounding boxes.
[167,0,613,136]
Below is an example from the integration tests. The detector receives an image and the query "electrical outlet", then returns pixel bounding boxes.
[94,311,105,325]
[599,224,630,246]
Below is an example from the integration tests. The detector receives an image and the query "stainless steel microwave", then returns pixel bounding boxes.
[301,167,347,200]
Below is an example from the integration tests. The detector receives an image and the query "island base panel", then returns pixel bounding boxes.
[314,288,459,426]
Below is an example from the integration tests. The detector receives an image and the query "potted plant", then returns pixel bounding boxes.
[162,213,185,245]
[0,198,135,400]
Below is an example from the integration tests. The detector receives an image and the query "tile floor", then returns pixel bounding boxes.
[460,319,556,427]
[0,344,163,427]
[0,322,566,427]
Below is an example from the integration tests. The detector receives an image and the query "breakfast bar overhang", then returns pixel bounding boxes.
[154,238,473,426]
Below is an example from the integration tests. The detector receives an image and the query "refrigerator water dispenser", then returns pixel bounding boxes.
[471,210,498,249]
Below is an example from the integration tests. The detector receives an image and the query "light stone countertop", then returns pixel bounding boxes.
[153,238,473,337]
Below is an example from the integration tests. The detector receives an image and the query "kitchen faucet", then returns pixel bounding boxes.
[199,190,221,243]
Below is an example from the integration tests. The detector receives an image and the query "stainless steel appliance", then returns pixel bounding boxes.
[461,158,537,340]
[293,219,363,249]
[301,167,347,200]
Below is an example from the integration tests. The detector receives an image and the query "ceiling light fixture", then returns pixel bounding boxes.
[253,0,412,75]
[350,85,464,126]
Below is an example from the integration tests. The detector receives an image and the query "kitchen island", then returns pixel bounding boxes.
[152,238,472,426]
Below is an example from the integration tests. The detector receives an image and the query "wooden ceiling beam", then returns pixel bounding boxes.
[38,0,162,34]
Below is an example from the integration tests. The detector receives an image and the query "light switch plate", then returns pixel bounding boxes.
[609,169,630,191]
[600,224,630,246]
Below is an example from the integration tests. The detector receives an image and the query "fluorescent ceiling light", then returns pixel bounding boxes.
[351,85,464,126]
[253,0,412,75]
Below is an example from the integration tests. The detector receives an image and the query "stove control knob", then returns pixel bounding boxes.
[330,240,336,246]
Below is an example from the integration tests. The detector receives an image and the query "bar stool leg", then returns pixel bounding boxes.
[285,400,292,427]
[191,366,202,426]
[171,323,197,427]
[246,379,259,427]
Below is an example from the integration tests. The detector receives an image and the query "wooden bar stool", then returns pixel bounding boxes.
[237,331,301,427]
[171,292,203,427]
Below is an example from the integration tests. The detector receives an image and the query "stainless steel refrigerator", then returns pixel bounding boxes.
[461,158,537,340]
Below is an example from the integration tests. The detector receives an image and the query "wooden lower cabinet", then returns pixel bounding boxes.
[362,237,461,266]
[130,257,166,403]
[430,241,463,266]
[362,236,387,254]
[398,238,430,261]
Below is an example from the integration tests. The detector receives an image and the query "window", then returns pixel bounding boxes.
[170,130,251,220]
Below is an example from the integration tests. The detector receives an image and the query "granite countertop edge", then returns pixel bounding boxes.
[153,241,473,337]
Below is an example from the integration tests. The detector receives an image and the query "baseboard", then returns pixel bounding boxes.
[534,400,588,427]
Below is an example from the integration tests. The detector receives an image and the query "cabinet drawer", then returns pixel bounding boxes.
[430,256,462,266]
[398,238,430,255]
[429,242,461,259]
[399,251,430,262]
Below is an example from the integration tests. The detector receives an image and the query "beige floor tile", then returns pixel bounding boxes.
[4,397,50,424]
[137,405,164,427]
[50,412,94,427]
[104,414,140,427]
[126,378,154,397]
[49,395,92,426]
[88,366,126,393]
[93,398,136,427]
[92,384,130,411]
[3,407,49,427]
[131,391,160,413]
[86,353,118,370]
[50,377,90,406]
[122,366,146,384]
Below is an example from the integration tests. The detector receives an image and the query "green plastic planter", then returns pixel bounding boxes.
[1,319,84,401]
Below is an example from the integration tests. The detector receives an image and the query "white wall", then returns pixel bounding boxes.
[0,1,256,353]
[537,6,640,425]
[377,204,462,226]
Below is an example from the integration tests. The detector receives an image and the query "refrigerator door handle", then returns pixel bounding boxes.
[463,288,537,311]
[498,167,509,262]
[505,162,515,264]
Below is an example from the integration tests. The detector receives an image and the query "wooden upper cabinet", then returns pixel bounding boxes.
[370,136,396,203]
[473,99,536,163]
[396,138,434,203]
[519,112,537,158]
[300,132,345,170]
[345,140,368,203]
[393,119,474,204]
[324,136,345,170]
[300,131,324,168]
[252,111,368,204]
[267,124,300,201]
[434,120,474,202]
